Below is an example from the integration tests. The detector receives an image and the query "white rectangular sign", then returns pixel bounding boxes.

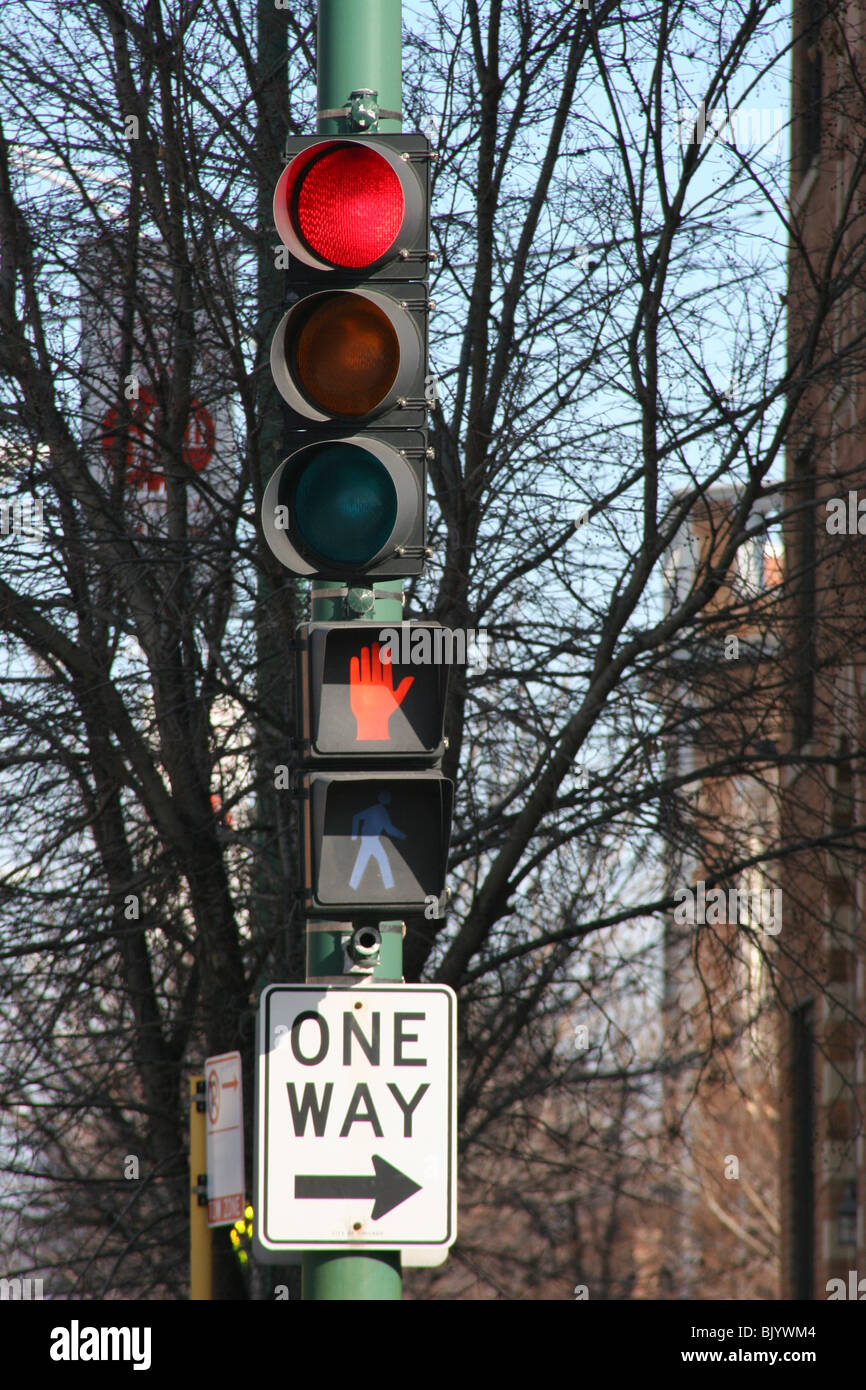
[254,984,457,1266]
[205,1050,245,1227]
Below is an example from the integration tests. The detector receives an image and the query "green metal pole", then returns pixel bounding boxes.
[302,0,405,1303]
[316,0,402,136]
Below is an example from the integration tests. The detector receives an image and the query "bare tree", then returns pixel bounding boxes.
[0,0,863,1299]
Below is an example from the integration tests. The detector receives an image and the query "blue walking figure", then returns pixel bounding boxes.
[349,791,407,891]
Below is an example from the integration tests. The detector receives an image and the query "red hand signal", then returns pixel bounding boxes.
[349,643,413,741]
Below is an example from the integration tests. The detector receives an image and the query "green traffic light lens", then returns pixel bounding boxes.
[290,443,398,569]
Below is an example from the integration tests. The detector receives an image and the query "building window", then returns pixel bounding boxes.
[836,1180,857,1247]
[733,527,784,597]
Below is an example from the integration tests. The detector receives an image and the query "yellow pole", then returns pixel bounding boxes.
[189,1075,213,1299]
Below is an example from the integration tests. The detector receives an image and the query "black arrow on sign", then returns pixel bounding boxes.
[294,1154,422,1220]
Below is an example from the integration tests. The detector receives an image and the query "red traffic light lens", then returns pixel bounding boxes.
[294,146,405,268]
[288,293,400,417]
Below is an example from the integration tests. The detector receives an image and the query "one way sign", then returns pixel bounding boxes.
[254,983,457,1267]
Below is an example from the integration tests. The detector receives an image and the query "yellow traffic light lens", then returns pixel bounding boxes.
[289,294,400,418]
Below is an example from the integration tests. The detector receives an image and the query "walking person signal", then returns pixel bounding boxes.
[349,791,407,891]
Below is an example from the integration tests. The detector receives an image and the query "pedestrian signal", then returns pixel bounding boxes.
[296,622,449,765]
[300,772,453,916]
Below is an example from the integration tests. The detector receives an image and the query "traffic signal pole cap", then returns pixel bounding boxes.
[274,139,425,273]
[262,437,422,578]
[270,288,423,423]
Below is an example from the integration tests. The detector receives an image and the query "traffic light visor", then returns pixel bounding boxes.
[271,288,425,424]
[262,434,424,577]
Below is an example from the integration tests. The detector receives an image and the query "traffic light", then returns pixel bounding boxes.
[295,623,453,914]
[259,134,451,914]
[261,134,432,580]
[269,285,426,428]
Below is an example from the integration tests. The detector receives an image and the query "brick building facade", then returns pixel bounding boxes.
[656,489,783,1299]
[779,0,866,1301]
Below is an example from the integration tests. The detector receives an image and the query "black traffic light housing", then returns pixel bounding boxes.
[262,133,452,915]
[296,621,451,766]
[300,771,453,917]
[261,133,433,582]
[294,622,454,911]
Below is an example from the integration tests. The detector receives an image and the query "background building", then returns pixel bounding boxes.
[654,488,783,1299]
[779,0,866,1300]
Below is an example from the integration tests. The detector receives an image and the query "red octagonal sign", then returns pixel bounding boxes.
[101,385,215,490]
